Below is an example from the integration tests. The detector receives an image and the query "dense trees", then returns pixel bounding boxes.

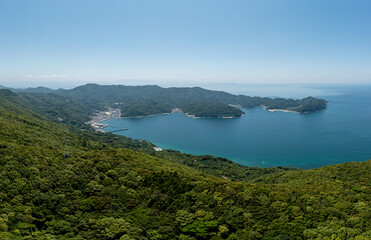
[0,90,369,240]
[57,84,327,118]
[3,85,327,129]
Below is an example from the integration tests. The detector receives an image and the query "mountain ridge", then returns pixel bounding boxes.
[58,83,327,118]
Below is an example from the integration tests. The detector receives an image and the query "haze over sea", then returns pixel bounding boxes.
[103,84,371,169]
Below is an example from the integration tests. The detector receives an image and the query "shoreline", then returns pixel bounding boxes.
[262,106,297,113]
[122,112,172,119]
[124,108,241,120]
[86,107,122,132]
[267,108,297,113]
[89,104,320,132]
[91,103,322,132]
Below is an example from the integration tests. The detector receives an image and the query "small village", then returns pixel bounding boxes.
[86,107,121,132]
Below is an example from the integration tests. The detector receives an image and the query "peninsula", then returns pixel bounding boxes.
[58,84,327,119]
[1,85,327,131]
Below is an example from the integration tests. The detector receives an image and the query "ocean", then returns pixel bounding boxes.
[103,84,371,169]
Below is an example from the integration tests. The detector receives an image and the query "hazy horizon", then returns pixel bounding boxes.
[2,80,371,91]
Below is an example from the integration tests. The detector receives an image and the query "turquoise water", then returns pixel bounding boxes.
[103,85,371,169]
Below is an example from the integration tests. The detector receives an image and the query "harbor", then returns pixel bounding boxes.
[86,107,122,132]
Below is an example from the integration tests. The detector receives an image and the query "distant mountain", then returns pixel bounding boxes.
[1,84,327,129]
[0,88,17,97]
[0,85,55,93]
[58,83,327,118]
[12,86,55,93]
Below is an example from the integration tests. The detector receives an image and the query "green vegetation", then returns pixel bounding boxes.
[57,84,327,118]
[6,84,327,126]
[0,90,102,129]
[0,89,369,240]
[152,150,296,182]
[262,97,327,113]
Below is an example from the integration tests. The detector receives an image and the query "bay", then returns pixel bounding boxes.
[103,84,371,169]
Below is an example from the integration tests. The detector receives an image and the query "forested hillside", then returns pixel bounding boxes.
[0,89,369,239]
[1,84,328,131]
[57,84,327,118]
[2,84,327,129]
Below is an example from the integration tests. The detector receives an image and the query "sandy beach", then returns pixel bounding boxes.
[262,106,297,113]
[267,109,296,113]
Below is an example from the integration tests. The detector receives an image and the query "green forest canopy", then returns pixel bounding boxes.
[0,89,369,240]
[59,84,327,117]
[3,84,328,121]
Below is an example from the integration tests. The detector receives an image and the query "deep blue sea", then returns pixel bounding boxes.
[103,84,371,169]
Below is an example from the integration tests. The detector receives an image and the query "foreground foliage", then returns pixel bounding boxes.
[0,90,370,240]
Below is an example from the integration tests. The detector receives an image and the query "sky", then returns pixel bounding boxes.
[1,0,371,88]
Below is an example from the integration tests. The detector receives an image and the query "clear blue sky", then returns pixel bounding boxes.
[1,0,371,88]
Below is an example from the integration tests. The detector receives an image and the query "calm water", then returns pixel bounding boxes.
[103,85,371,169]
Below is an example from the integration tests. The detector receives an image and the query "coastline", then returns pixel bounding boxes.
[122,112,172,119]
[124,108,240,120]
[87,107,122,132]
[262,106,297,113]
[121,108,182,119]
[88,104,322,132]
[267,109,297,113]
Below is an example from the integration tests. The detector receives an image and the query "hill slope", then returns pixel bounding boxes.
[1,84,327,130]
[0,90,369,240]
[58,84,327,118]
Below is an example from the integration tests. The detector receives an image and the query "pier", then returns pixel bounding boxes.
[107,128,129,133]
